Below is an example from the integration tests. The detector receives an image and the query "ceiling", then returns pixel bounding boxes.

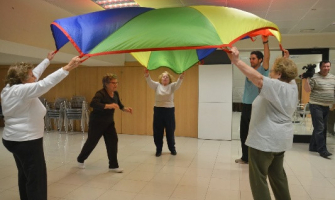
[0,0,334,66]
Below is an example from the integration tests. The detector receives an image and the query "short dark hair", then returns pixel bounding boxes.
[319,60,331,67]
[250,51,264,63]
[102,73,117,89]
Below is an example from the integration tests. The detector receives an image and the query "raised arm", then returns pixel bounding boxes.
[262,35,270,71]
[17,56,81,99]
[171,72,184,91]
[227,47,263,88]
[144,68,159,89]
[33,52,56,81]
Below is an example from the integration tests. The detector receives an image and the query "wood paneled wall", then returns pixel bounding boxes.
[0,63,199,138]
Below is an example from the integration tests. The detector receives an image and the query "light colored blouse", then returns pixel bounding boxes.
[1,59,69,141]
[145,75,183,107]
[246,76,298,152]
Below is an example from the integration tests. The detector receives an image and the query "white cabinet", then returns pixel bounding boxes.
[198,64,232,140]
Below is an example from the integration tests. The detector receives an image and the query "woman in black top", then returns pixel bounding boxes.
[77,73,132,172]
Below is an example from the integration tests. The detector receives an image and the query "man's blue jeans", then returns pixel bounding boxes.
[309,104,329,153]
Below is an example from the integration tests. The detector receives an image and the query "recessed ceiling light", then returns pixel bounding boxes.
[91,0,139,9]
[300,29,315,33]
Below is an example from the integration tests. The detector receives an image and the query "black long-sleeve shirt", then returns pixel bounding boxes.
[89,88,124,122]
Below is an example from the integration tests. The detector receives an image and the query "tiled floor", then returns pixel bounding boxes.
[1,113,335,200]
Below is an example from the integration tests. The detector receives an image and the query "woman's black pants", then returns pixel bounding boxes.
[153,107,176,153]
[77,119,119,168]
[3,138,47,200]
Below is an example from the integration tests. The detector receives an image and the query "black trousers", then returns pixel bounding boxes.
[77,119,119,168]
[153,107,176,153]
[327,109,335,135]
[240,104,252,162]
[2,138,47,200]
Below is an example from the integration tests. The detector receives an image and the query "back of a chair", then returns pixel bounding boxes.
[54,98,67,110]
[70,96,86,109]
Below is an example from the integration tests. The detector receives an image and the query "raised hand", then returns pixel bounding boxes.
[63,56,81,71]
[47,52,56,61]
[144,68,149,77]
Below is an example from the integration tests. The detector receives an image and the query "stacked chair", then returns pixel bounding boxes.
[64,96,89,133]
[45,98,67,132]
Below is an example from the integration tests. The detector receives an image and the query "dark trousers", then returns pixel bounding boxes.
[153,107,176,153]
[249,147,291,200]
[77,120,119,168]
[240,104,252,162]
[309,104,329,153]
[2,138,47,200]
[327,109,335,135]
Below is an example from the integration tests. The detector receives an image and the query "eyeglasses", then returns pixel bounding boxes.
[109,82,119,85]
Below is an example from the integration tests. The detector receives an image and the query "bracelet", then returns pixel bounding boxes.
[263,41,268,44]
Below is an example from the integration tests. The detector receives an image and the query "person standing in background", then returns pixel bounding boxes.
[144,69,184,157]
[235,36,270,164]
[304,60,334,158]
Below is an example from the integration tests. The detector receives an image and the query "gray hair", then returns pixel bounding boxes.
[5,62,34,86]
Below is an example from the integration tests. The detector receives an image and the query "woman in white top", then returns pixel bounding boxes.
[144,69,184,157]
[227,47,298,200]
[1,52,81,200]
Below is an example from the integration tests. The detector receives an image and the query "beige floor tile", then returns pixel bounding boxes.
[64,186,107,200]
[205,188,240,200]
[171,185,208,200]
[139,182,177,197]
[151,173,183,185]
[178,175,211,187]
[208,177,239,191]
[97,190,136,200]
[48,183,79,198]
[160,165,188,175]
[112,179,148,193]
[134,193,170,200]
[124,170,156,181]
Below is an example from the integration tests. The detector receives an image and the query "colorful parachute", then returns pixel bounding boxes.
[51,5,282,73]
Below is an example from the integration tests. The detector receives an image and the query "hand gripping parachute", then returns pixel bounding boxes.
[51,5,282,73]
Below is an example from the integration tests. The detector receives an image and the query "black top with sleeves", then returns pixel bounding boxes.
[89,88,124,122]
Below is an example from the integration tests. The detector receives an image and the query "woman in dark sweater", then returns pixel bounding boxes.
[77,73,132,172]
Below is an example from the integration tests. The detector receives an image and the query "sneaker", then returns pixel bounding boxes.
[171,150,177,155]
[77,162,85,169]
[109,168,123,173]
[235,158,248,164]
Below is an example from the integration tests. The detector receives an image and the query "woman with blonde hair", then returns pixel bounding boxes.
[227,47,298,200]
[144,69,184,157]
[1,52,81,200]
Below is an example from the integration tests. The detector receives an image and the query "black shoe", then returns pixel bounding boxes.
[327,151,333,156]
[155,152,161,157]
[171,150,177,155]
[319,151,331,158]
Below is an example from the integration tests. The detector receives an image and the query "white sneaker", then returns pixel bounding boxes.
[109,168,123,173]
[77,162,85,169]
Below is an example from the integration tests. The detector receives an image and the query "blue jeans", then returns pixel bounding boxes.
[309,104,329,153]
